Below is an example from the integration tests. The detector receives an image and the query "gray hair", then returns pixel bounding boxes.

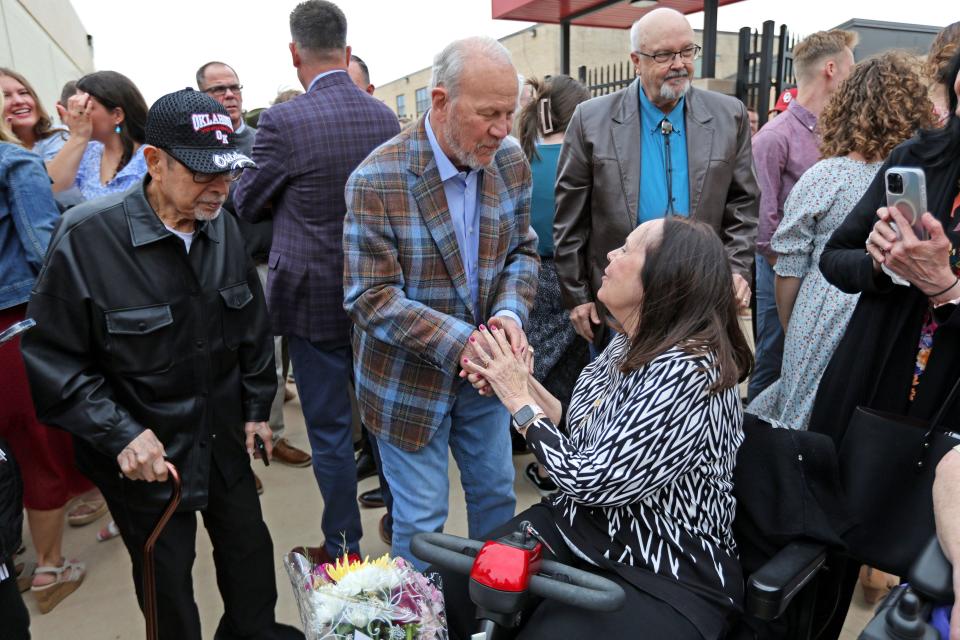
[430,36,513,100]
[629,20,643,52]
[290,0,347,55]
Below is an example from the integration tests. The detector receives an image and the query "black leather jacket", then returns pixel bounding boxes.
[22,179,275,510]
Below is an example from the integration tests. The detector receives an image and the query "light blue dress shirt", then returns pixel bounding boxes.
[307,69,348,93]
[638,88,690,223]
[424,113,520,328]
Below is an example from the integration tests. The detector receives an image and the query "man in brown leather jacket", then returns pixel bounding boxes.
[554,8,758,344]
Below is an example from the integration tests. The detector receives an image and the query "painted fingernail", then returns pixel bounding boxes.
[463,358,469,363]
[479,324,487,331]
[469,336,476,343]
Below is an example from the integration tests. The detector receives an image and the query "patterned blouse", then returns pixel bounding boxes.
[910,191,960,401]
[73,141,147,202]
[524,333,744,604]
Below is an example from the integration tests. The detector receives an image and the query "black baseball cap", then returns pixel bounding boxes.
[145,88,255,175]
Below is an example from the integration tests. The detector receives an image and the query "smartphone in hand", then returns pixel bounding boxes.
[253,434,270,467]
[885,167,928,241]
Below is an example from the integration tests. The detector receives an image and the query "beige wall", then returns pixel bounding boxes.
[377,24,743,121]
[0,0,94,117]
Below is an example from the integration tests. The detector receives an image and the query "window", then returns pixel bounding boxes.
[415,87,429,116]
[396,94,407,118]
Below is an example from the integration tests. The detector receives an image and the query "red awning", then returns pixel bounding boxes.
[492,0,745,29]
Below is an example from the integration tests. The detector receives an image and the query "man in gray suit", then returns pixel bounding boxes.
[554,8,758,344]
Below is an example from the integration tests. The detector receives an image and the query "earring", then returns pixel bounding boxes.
[114,124,121,134]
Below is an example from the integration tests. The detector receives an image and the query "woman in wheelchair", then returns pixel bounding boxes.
[440,217,753,639]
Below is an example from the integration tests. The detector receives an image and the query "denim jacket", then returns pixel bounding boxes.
[0,142,59,310]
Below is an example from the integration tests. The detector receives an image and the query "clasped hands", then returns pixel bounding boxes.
[116,421,273,482]
[458,317,534,412]
[865,206,957,300]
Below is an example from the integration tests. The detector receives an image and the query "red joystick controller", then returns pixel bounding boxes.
[468,521,547,629]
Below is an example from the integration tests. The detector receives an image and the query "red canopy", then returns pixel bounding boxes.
[491,0,745,29]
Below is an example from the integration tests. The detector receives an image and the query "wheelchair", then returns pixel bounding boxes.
[858,536,954,640]
[412,523,827,640]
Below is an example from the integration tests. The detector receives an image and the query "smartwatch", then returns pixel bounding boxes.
[511,404,544,432]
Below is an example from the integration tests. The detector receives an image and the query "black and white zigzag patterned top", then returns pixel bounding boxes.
[525,332,744,599]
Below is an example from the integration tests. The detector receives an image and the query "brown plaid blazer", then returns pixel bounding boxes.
[343,116,539,451]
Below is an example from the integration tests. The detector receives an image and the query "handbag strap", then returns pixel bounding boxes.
[915,374,960,472]
[926,373,960,439]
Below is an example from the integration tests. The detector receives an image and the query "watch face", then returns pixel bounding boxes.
[513,405,535,426]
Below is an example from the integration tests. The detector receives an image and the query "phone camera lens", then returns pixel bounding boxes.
[887,173,904,194]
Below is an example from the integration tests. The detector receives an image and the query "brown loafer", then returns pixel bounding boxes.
[272,438,312,468]
[379,515,392,546]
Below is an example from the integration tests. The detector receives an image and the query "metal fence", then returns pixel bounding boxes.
[577,61,634,97]
[736,21,798,127]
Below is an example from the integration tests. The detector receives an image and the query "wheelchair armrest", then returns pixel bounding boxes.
[908,536,955,604]
[745,540,827,621]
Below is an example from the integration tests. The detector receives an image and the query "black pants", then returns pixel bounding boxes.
[0,560,29,640]
[98,457,302,640]
[434,503,703,640]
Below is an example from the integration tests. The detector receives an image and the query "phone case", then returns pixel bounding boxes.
[885,167,928,240]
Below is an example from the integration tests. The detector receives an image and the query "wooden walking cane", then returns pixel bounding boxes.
[143,462,182,640]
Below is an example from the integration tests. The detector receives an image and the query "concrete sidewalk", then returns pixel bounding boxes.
[22,382,876,639]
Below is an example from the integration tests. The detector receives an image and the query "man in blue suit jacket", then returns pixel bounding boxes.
[234,0,399,562]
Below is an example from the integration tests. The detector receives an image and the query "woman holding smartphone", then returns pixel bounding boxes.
[807,49,960,639]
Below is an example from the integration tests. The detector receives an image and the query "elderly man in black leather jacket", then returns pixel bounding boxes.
[21,90,302,640]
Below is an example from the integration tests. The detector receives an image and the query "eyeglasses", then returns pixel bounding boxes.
[203,84,243,97]
[635,44,702,65]
[190,167,244,184]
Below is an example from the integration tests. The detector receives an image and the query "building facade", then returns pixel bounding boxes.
[377,23,742,123]
[0,0,94,115]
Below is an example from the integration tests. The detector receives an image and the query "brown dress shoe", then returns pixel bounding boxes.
[272,438,312,467]
[379,515,392,546]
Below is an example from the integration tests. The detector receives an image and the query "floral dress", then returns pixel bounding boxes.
[74,141,147,202]
[748,157,882,430]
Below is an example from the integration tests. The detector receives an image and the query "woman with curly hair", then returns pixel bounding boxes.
[748,51,935,434]
[926,21,960,125]
[805,48,960,638]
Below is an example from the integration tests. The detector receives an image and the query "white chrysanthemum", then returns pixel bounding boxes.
[336,564,400,594]
[308,587,344,624]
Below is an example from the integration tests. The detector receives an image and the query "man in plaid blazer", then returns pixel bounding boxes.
[343,37,539,566]
[234,1,399,562]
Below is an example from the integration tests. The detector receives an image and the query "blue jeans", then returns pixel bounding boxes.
[376,382,516,570]
[288,337,362,556]
[747,254,784,402]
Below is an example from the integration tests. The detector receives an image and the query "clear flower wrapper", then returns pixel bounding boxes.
[284,551,448,640]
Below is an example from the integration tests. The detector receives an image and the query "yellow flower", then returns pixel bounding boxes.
[325,553,395,583]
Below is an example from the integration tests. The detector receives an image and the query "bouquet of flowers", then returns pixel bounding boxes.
[284,550,448,640]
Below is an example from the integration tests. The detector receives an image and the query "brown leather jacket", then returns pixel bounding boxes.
[554,80,759,320]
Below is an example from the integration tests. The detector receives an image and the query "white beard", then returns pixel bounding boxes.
[444,109,499,170]
[194,206,222,222]
[659,73,691,102]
